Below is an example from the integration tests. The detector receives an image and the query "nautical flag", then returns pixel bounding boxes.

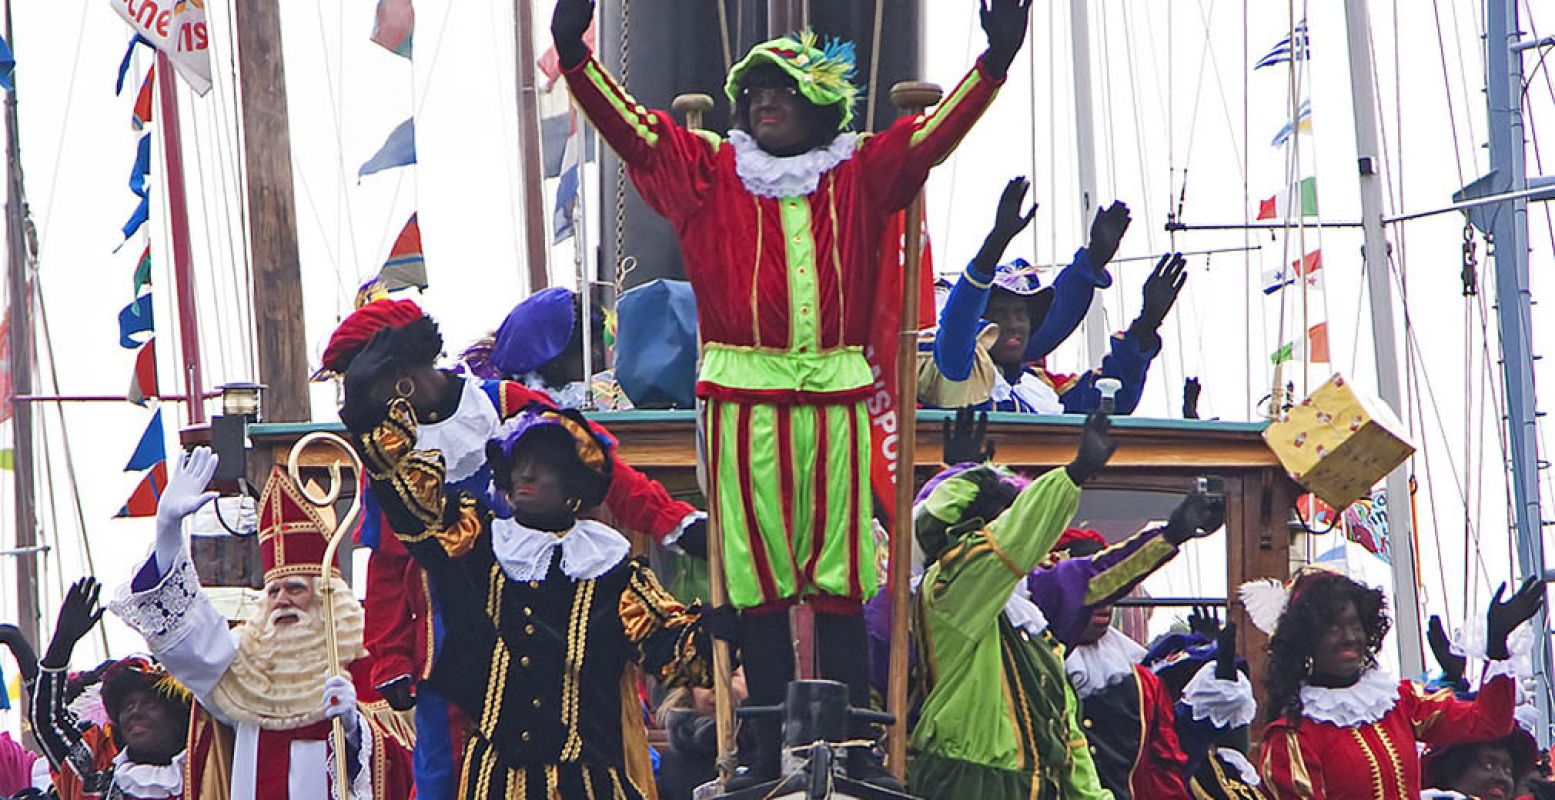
[371,0,415,58]
[359,118,416,179]
[0,311,11,425]
[128,338,158,406]
[112,0,212,95]
[1271,342,1294,365]
[1270,99,1312,146]
[124,134,153,242]
[117,461,168,518]
[0,33,14,92]
[379,214,428,290]
[132,65,155,130]
[122,197,149,242]
[553,124,582,243]
[1261,249,1323,293]
[125,408,166,472]
[118,292,154,349]
[1256,177,1318,220]
[1306,321,1330,363]
[541,111,596,178]
[116,34,152,95]
[133,245,152,295]
[1255,20,1310,70]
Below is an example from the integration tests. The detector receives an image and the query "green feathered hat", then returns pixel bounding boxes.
[725,30,860,131]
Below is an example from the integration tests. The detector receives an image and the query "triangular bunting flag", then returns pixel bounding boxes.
[124,408,166,472]
[132,65,155,130]
[370,0,415,58]
[128,338,158,406]
[359,118,415,179]
[133,246,152,295]
[379,214,427,290]
[116,461,168,518]
[0,34,14,92]
[118,292,154,348]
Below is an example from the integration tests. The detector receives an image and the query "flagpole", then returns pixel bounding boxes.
[887,80,943,782]
[154,53,206,426]
[571,100,594,407]
[515,0,551,291]
[3,0,42,716]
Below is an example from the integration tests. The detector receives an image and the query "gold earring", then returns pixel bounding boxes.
[567,497,583,513]
[395,377,416,400]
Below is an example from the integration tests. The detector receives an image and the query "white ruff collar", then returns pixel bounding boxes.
[1004,582,1050,637]
[416,378,500,483]
[1067,629,1147,699]
[1299,667,1399,726]
[112,749,185,798]
[729,130,857,198]
[492,517,630,582]
[990,366,1064,414]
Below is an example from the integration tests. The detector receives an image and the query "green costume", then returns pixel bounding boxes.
[909,467,1112,800]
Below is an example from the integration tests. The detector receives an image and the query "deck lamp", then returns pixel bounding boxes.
[219,382,265,420]
[211,383,267,532]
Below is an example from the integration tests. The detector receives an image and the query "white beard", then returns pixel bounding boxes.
[209,577,367,730]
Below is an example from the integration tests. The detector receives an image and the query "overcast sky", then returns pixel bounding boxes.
[4,0,1555,722]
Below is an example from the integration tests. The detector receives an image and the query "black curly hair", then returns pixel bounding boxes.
[1427,737,1537,793]
[1264,571,1391,723]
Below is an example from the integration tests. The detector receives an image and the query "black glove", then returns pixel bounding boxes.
[1129,252,1189,340]
[376,675,417,712]
[1165,486,1226,545]
[1065,411,1117,485]
[1187,605,1222,639]
[1087,201,1132,269]
[42,578,104,670]
[1215,621,1239,681]
[677,517,709,560]
[0,623,39,683]
[970,178,1038,279]
[700,604,741,646]
[341,328,409,433]
[550,0,595,70]
[979,0,1034,79]
[942,407,995,465]
[1183,377,1202,420]
[1426,614,1466,685]
[1486,577,1543,660]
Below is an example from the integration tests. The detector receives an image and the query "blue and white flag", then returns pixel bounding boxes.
[552,126,581,243]
[0,33,15,92]
[1270,99,1312,146]
[1255,20,1310,70]
[359,117,416,179]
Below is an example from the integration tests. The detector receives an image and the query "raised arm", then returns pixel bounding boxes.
[1024,202,1130,363]
[1412,579,1543,747]
[858,0,1030,211]
[553,0,718,224]
[933,178,1036,383]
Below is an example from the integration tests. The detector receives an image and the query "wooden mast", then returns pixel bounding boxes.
[515,0,550,291]
[233,0,309,423]
[155,54,207,426]
[3,0,40,668]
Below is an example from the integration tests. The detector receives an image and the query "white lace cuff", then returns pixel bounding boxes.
[1182,663,1257,728]
[109,548,210,654]
[1483,657,1518,683]
[660,511,705,552]
[1214,748,1261,787]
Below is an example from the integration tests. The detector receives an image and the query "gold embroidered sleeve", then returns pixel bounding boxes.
[357,397,419,479]
[619,562,711,687]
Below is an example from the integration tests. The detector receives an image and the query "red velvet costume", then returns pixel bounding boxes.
[1260,669,1516,800]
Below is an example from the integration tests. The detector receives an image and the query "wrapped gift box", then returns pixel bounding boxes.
[1263,374,1415,509]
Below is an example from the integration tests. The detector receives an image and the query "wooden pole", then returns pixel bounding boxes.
[286,433,366,800]
[156,54,207,426]
[673,92,741,784]
[515,0,550,291]
[3,0,40,701]
[886,80,942,781]
[232,1,308,423]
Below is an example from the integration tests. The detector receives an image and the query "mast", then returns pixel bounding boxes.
[233,0,308,423]
[1070,0,1105,364]
[3,0,39,665]
[1480,0,1553,742]
[1340,0,1424,676]
[515,0,550,291]
[155,54,207,426]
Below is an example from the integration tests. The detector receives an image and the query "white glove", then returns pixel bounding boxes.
[322,674,360,735]
[154,447,220,574]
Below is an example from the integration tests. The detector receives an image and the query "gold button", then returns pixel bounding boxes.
[521,731,532,742]
[528,581,539,589]
[1089,746,1098,755]
[532,697,543,709]
[524,606,533,616]
[525,624,536,635]
[800,306,810,315]
[797,266,807,275]
[792,234,802,243]
[1082,719,1093,729]
[520,656,531,667]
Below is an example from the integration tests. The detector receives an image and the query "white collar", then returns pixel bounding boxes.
[491,516,630,582]
[991,367,1064,414]
[415,378,500,483]
[1003,581,1050,637]
[112,749,185,798]
[729,130,858,198]
[1299,667,1400,726]
[1066,629,1148,699]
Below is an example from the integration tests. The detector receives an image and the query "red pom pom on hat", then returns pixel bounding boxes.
[1055,527,1106,553]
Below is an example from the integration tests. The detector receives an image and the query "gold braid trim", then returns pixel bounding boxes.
[619,564,695,643]
[431,496,484,558]
[389,450,449,527]
[359,398,419,479]
[1350,727,1386,800]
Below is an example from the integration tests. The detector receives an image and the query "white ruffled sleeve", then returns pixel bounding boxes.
[1181,662,1257,728]
[109,546,237,703]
